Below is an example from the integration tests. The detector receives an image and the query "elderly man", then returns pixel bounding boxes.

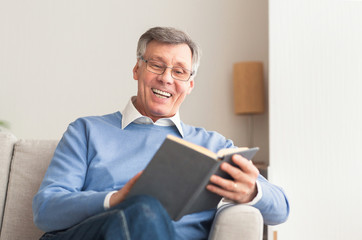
[33,27,289,240]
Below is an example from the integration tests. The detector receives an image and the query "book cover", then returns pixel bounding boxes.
[126,135,259,220]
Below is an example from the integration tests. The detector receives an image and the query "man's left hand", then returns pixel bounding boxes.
[206,154,259,204]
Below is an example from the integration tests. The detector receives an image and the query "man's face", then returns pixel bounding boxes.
[133,40,194,122]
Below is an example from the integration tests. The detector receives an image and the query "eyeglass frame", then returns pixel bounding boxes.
[139,56,194,82]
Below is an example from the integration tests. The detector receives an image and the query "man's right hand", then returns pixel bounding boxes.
[109,171,143,208]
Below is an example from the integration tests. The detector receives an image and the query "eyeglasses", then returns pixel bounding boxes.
[140,56,193,82]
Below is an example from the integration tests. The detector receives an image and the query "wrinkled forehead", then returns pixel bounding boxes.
[144,41,193,67]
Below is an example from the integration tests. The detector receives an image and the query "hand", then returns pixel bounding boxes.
[109,171,143,208]
[206,154,259,204]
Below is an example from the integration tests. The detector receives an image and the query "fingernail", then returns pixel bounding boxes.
[235,154,242,160]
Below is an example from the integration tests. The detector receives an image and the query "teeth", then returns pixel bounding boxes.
[152,88,172,98]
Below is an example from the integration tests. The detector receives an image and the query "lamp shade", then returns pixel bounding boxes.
[233,62,265,114]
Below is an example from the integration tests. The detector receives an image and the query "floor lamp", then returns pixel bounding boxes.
[233,62,265,148]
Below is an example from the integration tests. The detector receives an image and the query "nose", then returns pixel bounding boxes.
[158,67,174,84]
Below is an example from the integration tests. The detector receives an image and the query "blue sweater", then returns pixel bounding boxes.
[33,112,289,239]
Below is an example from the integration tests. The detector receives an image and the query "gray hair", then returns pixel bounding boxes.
[136,27,201,76]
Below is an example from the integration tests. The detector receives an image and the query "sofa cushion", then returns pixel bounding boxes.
[0,132,17,229]
[0,139,58,240]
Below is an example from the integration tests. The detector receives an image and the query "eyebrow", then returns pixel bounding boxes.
[148,56,190,69]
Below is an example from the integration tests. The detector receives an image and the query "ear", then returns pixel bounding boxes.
[187,79,194,94]
[133,61,140,80]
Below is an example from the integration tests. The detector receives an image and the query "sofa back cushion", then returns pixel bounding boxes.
[0,139,58,240]
[0,132,17,229]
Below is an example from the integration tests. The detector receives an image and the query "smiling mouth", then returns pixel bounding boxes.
[152,88,172,99]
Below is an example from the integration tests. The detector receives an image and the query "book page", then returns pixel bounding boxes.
[216,147,248,159]
[166,135,218,159]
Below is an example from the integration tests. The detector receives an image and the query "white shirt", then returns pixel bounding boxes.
[121,96,184,137]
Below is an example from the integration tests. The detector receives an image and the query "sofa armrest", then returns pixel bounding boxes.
[208,204,264,240]
[0,131,17,229]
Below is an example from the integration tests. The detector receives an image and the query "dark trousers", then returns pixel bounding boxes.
[40,195,175,240]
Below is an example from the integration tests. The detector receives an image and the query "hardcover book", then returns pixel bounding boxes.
[126,135,259,221]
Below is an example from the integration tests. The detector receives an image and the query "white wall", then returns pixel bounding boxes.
[0,0,269,162]
[269,1,362,239]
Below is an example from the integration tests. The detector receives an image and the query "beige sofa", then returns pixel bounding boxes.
[0,131,264,240]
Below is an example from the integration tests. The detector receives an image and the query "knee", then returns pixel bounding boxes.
[105,195,174,239]
[125,195,167,220]
[125,195,174,239]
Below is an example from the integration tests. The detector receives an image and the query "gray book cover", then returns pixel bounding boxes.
[126,136,259,221]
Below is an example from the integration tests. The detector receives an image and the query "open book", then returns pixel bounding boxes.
[126,135,259,221]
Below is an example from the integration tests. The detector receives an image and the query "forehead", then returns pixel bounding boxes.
[144,41,192,67]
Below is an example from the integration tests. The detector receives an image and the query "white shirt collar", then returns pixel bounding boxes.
[121,96,184,137]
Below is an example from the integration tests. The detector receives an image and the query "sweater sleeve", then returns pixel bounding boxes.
[32,119,109,232]
[252,174,290,225]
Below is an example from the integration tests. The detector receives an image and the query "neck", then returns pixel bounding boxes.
[132,97,174,122]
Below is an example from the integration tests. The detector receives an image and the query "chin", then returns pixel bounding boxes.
[150,109,174,119]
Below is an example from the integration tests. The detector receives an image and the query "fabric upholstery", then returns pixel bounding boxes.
[208,204,264,240]
[0,139,58,240]
[0,132,17,229]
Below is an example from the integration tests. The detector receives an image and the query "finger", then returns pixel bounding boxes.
[124,171,143,190]
[220,161,250,182]
[209,175,238,192]
[120,171,143,197]
[207,178,257,203]
[110,171,144,207]
[222,161,258,192]
[206,183,239,201]
[231,154,259,177]
[131,171,143,182]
